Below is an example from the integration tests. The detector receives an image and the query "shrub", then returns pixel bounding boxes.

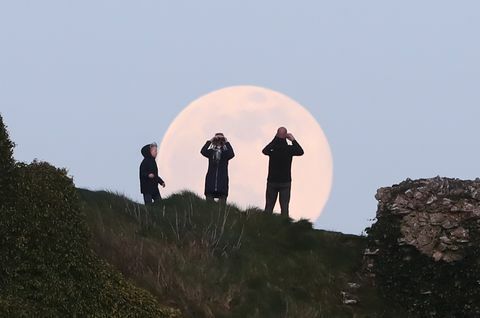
[0,114,16,206]
[0,116,179,317]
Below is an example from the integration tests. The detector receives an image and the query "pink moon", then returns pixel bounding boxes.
[158,86,333,222]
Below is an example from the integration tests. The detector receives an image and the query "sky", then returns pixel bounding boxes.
[1,1,479,234]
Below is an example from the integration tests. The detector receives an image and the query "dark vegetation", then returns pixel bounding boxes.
[1,113,408,317]
[0,115,179,317]
[79,189,404,317]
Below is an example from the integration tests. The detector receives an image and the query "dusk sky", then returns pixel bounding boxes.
[1,1,479,234]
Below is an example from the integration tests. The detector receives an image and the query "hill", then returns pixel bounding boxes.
[78,188,406,318]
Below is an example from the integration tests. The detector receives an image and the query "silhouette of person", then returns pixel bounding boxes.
[139,142,165,205]
[262,127,304,217]
[201,133,235,203]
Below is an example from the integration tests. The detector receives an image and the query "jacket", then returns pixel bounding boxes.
[201,141,235,197]
[139,144,164,195]
[262,137,304,183]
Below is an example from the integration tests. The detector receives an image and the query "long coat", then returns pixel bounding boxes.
[201,141,235,197]
[139,144,164,195]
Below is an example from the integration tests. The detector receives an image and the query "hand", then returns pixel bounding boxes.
[148,173,155,179]
[286,133,295,141]
[161,182,166,188]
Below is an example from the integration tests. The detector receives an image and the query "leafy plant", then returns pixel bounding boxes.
[0,115,179,317]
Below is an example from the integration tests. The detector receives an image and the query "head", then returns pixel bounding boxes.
[276,127,288,139]
[212,133,226,147]
[149,142,158,158]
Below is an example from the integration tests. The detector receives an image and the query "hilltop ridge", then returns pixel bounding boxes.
[79,188,403,317]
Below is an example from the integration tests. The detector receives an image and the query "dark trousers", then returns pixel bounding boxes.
[143,192,161,205]
[265,182,291,217]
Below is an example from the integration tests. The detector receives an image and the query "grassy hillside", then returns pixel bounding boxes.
[79,189,406,318]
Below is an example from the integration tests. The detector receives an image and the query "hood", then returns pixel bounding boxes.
[141,144,153,158]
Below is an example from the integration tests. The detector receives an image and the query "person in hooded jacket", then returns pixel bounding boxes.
[262,127,304,217]
[201,133,235,203]
[139,142,165,205]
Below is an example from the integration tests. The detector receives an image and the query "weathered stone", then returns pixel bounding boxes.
[364,248,379,256]
[451,205,461,212]
[370,177,480,263]
[341,291,359,305]
[439,235,452,244]
[430,213,445,225]
[394,195,409,207]
[450,227,469,243]
[426,195,437,205]
[442,220,456,229]
[414,191,424,200]
[442,198,453,205]
[405,189,414,198]
[433,251,443,262]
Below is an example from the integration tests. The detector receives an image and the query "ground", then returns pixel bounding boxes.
[79,188,406,318]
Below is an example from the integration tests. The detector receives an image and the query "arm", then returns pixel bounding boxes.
[139,161,150,179]
[224,142,235,160]
[140,160,162,182]
[262,138,277,156]
[201,141,212,158]
[290,140,304,156]
[156,175,165,186]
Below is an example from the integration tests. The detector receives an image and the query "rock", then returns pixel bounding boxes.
[364,248,380,256]
[426,195,437,205]
[394,195,410,207]
[442,198,453,205]
[439,235,452,244]
[341,292,358,305]
[405,189,414,198]
[369,177,480,263]
[430,213,445,225]
[441,220,456,229]
[414,191,424,200]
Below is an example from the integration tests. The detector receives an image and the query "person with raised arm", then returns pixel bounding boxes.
[262,127,304,217]
[201,133,235,203]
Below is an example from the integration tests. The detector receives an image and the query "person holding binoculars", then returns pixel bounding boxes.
[200,133,235,203]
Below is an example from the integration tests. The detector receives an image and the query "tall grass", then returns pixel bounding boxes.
[78,189,405,318]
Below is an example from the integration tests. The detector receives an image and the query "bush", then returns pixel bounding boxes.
[0,114,16,206]
[0,116,179,317]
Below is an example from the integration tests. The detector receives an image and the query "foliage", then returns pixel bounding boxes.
[0,114,16,207]
[80,189,406,318]
[0,117,179,317]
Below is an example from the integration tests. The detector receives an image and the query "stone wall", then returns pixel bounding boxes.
[374,176,480,262]
[365,177,480,317]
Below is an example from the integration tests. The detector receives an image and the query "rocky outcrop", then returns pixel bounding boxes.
[375,176,480,262]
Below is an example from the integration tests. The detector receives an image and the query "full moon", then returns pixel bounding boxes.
[158,86,333,222]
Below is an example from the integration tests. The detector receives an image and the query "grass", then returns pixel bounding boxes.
[78,189,406,318]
